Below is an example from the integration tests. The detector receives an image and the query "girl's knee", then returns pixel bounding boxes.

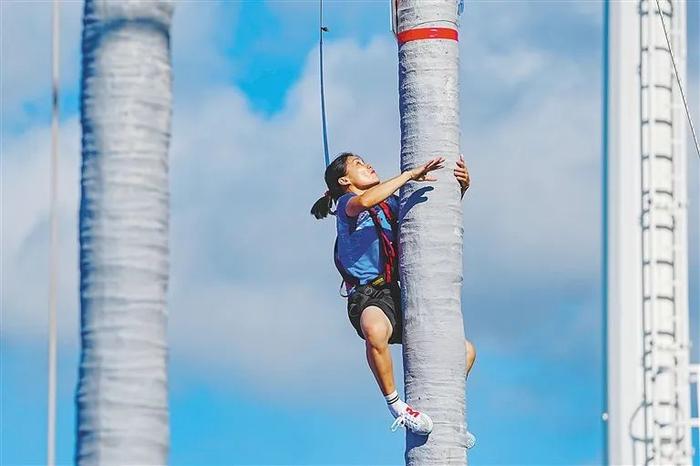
[361,308,391,346]
[362,323,390,347]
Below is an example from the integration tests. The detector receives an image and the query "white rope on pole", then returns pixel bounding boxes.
[654,0,700,160]
[47,0,59,465]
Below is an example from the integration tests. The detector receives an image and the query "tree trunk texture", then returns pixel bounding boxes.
[397,1,467,464]
[76,1,173,464]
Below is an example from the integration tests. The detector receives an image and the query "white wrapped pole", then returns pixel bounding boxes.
[396,1,467,464]
[76,1,173,464]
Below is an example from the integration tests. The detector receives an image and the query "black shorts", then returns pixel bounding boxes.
[347,282,403,345]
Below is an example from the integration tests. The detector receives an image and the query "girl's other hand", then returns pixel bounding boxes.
[409,157,445,182]
[454,154,470,192]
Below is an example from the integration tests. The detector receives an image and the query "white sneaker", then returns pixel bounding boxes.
[466,430,476,449]
[390,406,433,435]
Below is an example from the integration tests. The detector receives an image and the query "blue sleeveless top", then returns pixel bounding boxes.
[335,193,399,285]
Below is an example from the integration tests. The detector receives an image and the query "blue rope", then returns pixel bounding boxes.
[319,0,330,167]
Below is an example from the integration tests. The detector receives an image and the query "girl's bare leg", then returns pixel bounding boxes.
[360,306,395,395]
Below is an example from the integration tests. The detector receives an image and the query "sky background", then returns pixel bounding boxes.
[1,0,699,465]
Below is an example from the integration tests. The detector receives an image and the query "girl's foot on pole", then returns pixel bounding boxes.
[389,404,434,436]
[466,430,476,449]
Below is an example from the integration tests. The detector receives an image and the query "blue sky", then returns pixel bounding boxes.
[1,1,699,465]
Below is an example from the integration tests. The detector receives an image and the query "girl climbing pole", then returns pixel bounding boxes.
[310,152,477,444]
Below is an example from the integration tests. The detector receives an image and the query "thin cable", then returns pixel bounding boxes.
[47,1,59,465]
[654,0,700,160]
[319,0,330,167]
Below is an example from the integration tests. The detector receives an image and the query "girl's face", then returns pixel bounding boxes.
[339,155,380,191]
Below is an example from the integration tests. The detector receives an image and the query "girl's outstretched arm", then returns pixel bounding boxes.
[346,157,445,217]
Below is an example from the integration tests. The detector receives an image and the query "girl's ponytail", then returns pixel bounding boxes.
[310,190,334,219]
[310,152,354,220]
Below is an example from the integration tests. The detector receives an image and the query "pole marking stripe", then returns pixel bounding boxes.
[397,27,458,45]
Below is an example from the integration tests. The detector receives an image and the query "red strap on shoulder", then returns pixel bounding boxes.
[397,27,458,45]
[378,201,395,223]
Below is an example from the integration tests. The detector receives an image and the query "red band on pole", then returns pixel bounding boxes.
[397,27,458,45]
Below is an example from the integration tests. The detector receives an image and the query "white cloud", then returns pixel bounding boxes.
[1,119,81,344]
[170,0,239,92]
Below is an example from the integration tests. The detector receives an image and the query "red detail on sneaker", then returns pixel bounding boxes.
[405,407,421,418]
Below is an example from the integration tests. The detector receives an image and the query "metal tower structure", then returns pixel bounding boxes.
[604,0,698,464]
